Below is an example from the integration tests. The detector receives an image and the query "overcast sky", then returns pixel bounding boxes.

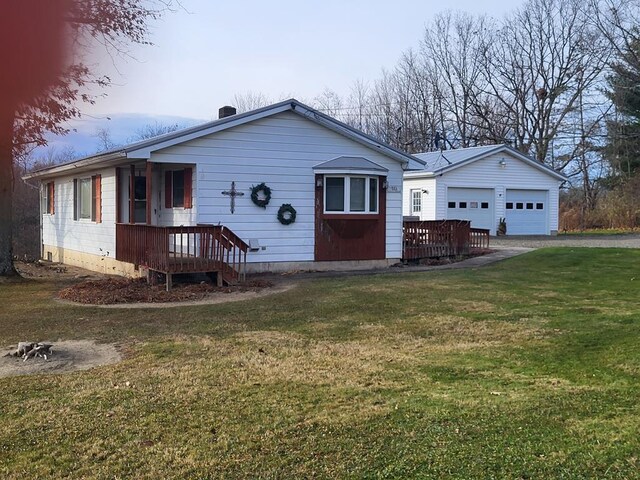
[50,0,524,154]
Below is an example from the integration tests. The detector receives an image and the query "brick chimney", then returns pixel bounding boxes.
[218,106,236,119]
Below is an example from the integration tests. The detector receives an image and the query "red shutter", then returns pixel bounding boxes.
[165,171,172,208]
[184,168,193,209]
[48,182,55,215]
[94,174,102,223]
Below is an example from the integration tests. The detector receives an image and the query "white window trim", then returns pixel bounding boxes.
[77,177,92,220]
[324,175,379,214]
[42,182,54,216]
[411,189,422,214]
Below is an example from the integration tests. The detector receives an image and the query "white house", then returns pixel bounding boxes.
[402,145,566,235]
[25,99,424,281]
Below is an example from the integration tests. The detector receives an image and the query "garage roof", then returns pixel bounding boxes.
[408,144,566,181]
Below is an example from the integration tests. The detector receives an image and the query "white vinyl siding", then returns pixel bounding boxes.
[402,177,436,220]
[150,111,404,263]
[42,168,116,258]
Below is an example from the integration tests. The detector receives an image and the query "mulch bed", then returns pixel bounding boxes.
[58,277,273,305]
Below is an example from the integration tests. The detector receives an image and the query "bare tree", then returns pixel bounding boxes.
[131,121,184,141]
[232,92,273,113]
[94,127,118,152]
[482,0,610,163]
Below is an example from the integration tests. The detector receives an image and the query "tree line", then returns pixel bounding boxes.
[238,0,640,230]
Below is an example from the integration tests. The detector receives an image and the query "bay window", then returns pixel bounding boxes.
[324,175,379,214]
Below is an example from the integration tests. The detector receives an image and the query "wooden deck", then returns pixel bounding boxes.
[403,220,490,261]
[115,224,248,288]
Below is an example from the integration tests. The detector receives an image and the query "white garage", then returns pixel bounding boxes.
[403,144,566,235]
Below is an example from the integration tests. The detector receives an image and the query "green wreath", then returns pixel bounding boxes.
[250,182,272,209]
[277,204,296,225]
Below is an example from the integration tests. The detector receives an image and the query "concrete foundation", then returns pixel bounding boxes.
[42,245,142,277]
[244,258,399,274]
[42,245,399,277]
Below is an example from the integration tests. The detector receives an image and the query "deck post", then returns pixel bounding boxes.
[146,161,152,225]
[129,164,135,224]
[165,272,172,292]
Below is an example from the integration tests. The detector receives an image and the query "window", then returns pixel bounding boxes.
[74,175,101,222]
[459,202,467,208]
[516,202,524,209]
[536,203,544,210]
[324,175,378,213]
[506,202,513,209]
[172,170,185,208]
[43,181,55,215]
[481,202,489,209]
[470,201,478,209]
[448,201,456,208]
[164,168,193,209]
[325,177,345,212]
[79,178,92,219]
[526,202,534,210]
[350,177,365,212]
[134,176,147,223]
[411,189,422,214]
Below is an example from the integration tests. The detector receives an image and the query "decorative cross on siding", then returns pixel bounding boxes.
[221,181,244,214]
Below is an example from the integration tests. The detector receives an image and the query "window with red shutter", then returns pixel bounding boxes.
[165,168,193,208]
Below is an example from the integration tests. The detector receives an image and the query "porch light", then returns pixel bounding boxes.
[316,177,324,187]
[499,159,507,168]
[382,180,389,189]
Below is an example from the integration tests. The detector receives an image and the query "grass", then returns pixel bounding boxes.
[1,248,639,479]
[559,227,639,236]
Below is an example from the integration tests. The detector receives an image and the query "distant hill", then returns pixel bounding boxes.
[37,113,207,158]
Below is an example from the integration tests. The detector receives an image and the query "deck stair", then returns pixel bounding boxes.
[116,224,249,289]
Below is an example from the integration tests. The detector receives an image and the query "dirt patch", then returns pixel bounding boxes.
[58,277,275,305]
[0,340,121,378]
[15,260,108,281]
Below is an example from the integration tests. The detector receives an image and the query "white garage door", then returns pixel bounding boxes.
[505,190,548,235]
[446,188,494,231]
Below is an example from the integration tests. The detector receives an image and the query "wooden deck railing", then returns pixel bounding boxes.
[470,228,491,249]
[403,220,472,260]
[115,224,248,284]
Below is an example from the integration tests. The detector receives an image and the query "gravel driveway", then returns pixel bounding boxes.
[490,234,640,249]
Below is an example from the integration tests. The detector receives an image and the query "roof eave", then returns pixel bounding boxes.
[22,151,128,180]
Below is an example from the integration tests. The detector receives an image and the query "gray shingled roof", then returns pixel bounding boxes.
[413,145,504,171]
[25,99,424,179]
[411,144,566,180]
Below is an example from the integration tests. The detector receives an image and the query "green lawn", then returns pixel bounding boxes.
[559,228,639,236]
[1,248,639,479]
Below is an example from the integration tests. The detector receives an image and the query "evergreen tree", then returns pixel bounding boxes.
[604,34,640,177]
